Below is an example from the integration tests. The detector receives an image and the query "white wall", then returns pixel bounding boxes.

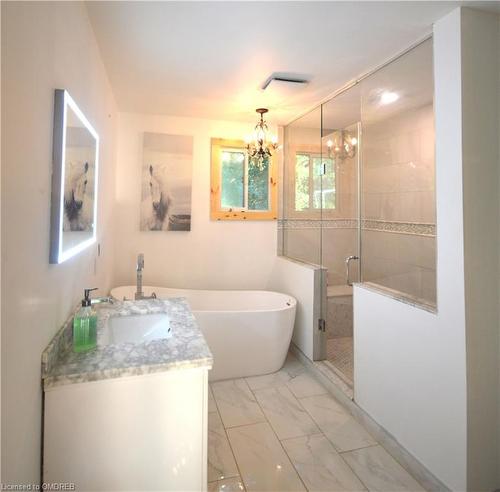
[461,8,500,491]
[354,9,468,490]
[267,257,323,360]
[113,113,277,290]
[355,8,500,491]
[1,2,117,484]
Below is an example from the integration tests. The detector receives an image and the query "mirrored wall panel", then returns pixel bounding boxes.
[50,90,99,264]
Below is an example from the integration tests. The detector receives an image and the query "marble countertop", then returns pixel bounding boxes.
[42,298,213,389]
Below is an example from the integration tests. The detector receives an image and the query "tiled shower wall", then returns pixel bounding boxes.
[281,130,360,285]
[362,105,435,223]
[361,104,436,305]
[280,104,436,305]
[281,50,436,307]
[281,225,359,285]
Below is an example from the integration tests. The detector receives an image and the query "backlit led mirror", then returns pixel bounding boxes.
[49,89,99,264]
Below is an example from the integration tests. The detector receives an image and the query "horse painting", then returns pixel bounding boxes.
[63,161,92,231]
[140,132,193,232]
[146,164,171,231]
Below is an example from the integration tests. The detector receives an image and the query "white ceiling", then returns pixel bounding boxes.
[86,1,498,125]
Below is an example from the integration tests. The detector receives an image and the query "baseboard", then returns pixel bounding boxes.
[290,343,451,492]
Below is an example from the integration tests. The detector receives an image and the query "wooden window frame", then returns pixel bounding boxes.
[210,138,277,221]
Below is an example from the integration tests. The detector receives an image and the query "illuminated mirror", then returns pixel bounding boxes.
[49,89,99,264]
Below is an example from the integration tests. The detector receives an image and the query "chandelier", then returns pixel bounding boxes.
[326,130,358,160]
[245,108,279,169]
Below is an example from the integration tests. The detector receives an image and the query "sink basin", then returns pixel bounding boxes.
[102,313,171,345]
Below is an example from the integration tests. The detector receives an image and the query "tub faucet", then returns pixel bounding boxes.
[135,253,157,300]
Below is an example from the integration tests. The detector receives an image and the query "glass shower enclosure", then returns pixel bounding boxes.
[280,39,436,387]
[282,89,361,386]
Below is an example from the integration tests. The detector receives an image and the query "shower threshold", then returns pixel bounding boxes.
[313,359,354,400]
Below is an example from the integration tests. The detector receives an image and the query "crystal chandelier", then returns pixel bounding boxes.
[326,130,358,160]
[245,108,279,169]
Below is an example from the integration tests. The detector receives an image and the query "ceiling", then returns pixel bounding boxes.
[292,38,434,131]
[86,1,498,125]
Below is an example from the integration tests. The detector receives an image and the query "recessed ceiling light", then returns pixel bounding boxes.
[380,91,399,105]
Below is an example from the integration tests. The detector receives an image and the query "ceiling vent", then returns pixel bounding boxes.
[261,73,310,91]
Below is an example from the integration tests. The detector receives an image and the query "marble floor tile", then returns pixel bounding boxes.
[246,354,305,391]
[282,352,307,377]
[300,394,377,452]
[342,445,426,491]
[227,422,306,492]
[254,385,320,440]
[286,372,328,399]
[208,412,239,482]
[208,476,246,492]
[281,434,367,492]
[212,378,266,428]
[246,370,292,391]
[208,384,218,413]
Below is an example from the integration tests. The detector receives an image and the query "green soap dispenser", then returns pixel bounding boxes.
[73,288,98,353]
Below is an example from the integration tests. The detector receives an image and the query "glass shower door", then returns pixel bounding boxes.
[281,106,327,362]
[318,88,361,386]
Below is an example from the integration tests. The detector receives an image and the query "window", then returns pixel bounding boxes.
[295,153,336,212]
[211,139,277,220]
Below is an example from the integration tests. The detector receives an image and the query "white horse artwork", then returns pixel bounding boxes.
[143,164,171,231]
[140,132,193,231]
[63,160,94,232]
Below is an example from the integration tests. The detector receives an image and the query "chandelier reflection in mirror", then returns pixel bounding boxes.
[245,108,280,169]
[326,130,358,160]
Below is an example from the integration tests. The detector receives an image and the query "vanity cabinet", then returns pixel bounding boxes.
[44,367,209,491]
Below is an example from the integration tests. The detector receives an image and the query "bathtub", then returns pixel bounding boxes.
[110,285,297,381]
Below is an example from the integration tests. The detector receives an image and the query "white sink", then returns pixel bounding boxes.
[102,313,171,345]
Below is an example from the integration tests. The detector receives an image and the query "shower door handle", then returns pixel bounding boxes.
[345,255,360,286]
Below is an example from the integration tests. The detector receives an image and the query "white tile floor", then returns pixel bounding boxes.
[208,352,426,492]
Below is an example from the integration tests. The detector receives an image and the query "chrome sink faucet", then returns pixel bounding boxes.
[91,296,114,305]
[135,253,156,300]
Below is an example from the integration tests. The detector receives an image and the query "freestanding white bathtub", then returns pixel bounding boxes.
[110,286,297,381]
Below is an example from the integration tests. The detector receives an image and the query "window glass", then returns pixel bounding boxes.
[296,155,335,211]
[211,138,277,221]
[322,158,336,209]
[248,157,269,210]
[221,150,245,208]
[312,157,323,209]
[295,154,310,211]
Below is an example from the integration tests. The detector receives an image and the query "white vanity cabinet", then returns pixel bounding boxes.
[44,367,209,491]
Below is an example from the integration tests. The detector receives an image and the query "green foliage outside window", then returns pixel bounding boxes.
[248,157,269,210]
[221,151,270,210]
[295,154,310,211]
[221,151,245,208]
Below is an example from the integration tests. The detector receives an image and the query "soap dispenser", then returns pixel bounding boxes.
[73,288,98,353]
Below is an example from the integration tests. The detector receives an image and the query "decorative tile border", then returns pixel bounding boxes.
[278,218,357,230]
[278,218,436,237]
[363,220,436,236]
